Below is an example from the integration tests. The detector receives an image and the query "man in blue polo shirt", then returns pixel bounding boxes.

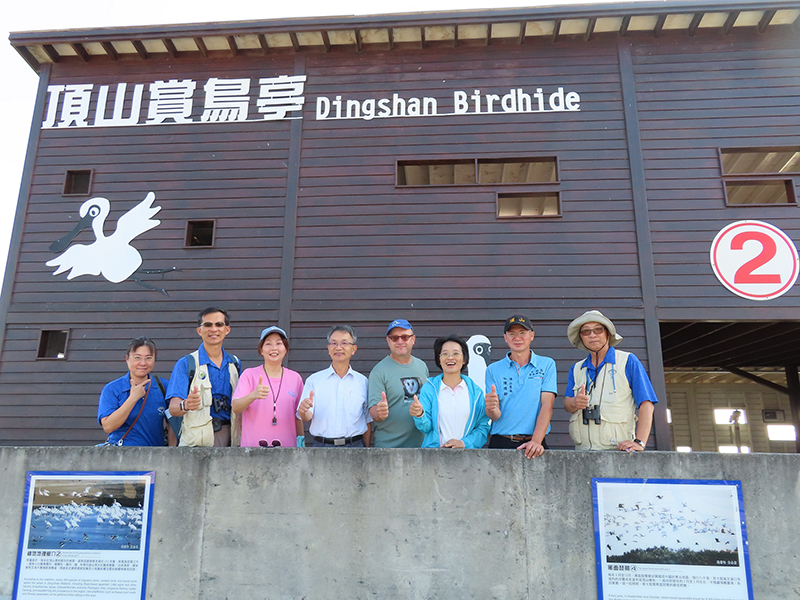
[485,314,557,458]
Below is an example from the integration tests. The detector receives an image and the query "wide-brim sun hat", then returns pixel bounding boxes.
[567,310,623,352]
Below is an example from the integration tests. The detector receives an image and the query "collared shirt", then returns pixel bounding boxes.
[564,346,658,407]
[97,373,170,446]
[436,378,470,446]
[485,350,558,436]
[300,365,371,438]
[165,344,237,419]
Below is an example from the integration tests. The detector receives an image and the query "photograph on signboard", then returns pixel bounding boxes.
[592,478,753,600]
[13,471,155,600]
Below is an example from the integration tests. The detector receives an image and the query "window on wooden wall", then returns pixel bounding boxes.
[185,220,215,247]
[37,330,69,360]
[720,148,799,205]
[63,170,93,196]
[397,156,560,218]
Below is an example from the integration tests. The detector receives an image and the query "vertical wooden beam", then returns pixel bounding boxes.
[722,12,739,35]
[786,365,800,454]
[132,40,148,59]
[101,41,119,60]
[653,14,667,38]
[688,13,703,36]
[585,17,597,41]
[194,37,208,57]
[278,54,306,343]
[0,64,52,356]
[257,34,269,55]
[758,10,776,33]
[617,38,670,451]
[619,15,631,37]
[71,43,89,62]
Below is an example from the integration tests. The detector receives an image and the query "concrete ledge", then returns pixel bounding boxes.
[1,447,798,599]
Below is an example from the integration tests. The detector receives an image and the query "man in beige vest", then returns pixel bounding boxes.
[564,310,657,452]
[167,307,240,447]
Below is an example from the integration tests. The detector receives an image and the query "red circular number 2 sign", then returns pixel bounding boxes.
[710,220,799,301]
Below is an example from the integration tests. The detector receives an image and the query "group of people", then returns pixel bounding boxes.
[97,307,659,454]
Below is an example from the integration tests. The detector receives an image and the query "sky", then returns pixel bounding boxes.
[0,0,660,291]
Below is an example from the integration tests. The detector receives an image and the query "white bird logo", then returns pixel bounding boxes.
[46,193,172,293]
[466,334,492,392]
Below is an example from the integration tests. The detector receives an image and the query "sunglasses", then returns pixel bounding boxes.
[387,334,413,342]
[258,439,282,447]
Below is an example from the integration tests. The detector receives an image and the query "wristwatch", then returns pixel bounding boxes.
[180,400,186,412]
[633,438,644,449]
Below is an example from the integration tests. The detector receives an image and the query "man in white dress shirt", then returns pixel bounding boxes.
[297,325,371,447]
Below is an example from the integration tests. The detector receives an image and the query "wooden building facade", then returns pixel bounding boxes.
[4,1,800,449]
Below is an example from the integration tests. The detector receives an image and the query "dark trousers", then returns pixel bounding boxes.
[488,435,549,450]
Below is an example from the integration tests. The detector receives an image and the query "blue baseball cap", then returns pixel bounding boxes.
[386,319,413,335]
[260,326,288,341]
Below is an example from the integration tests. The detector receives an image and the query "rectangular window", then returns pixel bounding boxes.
[37,330,69,359]
[397,157,557,186]
[478,158,557,184]
[63,170,93,196]
[720,148,799,205]
[397,160,475,186]
[497,193,560,218]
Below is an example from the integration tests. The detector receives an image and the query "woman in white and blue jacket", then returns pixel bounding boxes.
[409,334,491,448]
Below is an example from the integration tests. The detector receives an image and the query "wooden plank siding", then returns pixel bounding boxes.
[631,29,800,320]
[0,55,298,444]
[11,24,799,447]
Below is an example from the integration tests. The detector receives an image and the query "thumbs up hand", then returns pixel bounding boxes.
[299,390,314,420]
[485,385,501,418]
[485,385,499,411]
[409,395,423,418]
[253,376,270,400]
[185,386,201,411]
[574,383,590,410]
[375,391,389,421]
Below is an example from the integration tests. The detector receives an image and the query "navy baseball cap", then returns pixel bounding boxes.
[386,319,413,335]
[504,315,532,332]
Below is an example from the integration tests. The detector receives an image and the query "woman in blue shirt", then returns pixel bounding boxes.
[410,334,490,448]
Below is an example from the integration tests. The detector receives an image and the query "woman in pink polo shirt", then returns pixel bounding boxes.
[232,326,304,447]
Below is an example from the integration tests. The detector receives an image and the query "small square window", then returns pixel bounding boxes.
[497,193,560,218]
[37,330,69,359]
[185,220,215,247]
[675,446,692,453]
[63,170,93,195]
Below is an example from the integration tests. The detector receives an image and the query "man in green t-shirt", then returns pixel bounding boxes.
[368,319,429,448]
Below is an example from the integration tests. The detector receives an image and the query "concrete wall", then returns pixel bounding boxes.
[1,447,798,600]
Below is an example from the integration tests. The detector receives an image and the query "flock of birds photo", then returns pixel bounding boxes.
[27,479,147,551]
[597,481,742,566]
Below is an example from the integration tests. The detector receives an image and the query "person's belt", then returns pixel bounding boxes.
[314,435,363,446]
[498,434,532,443]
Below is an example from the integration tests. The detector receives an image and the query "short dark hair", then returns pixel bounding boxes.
[433,334,469,372]
[197,307,230,327]
[327,324,357,344]
[126,336,157,357]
